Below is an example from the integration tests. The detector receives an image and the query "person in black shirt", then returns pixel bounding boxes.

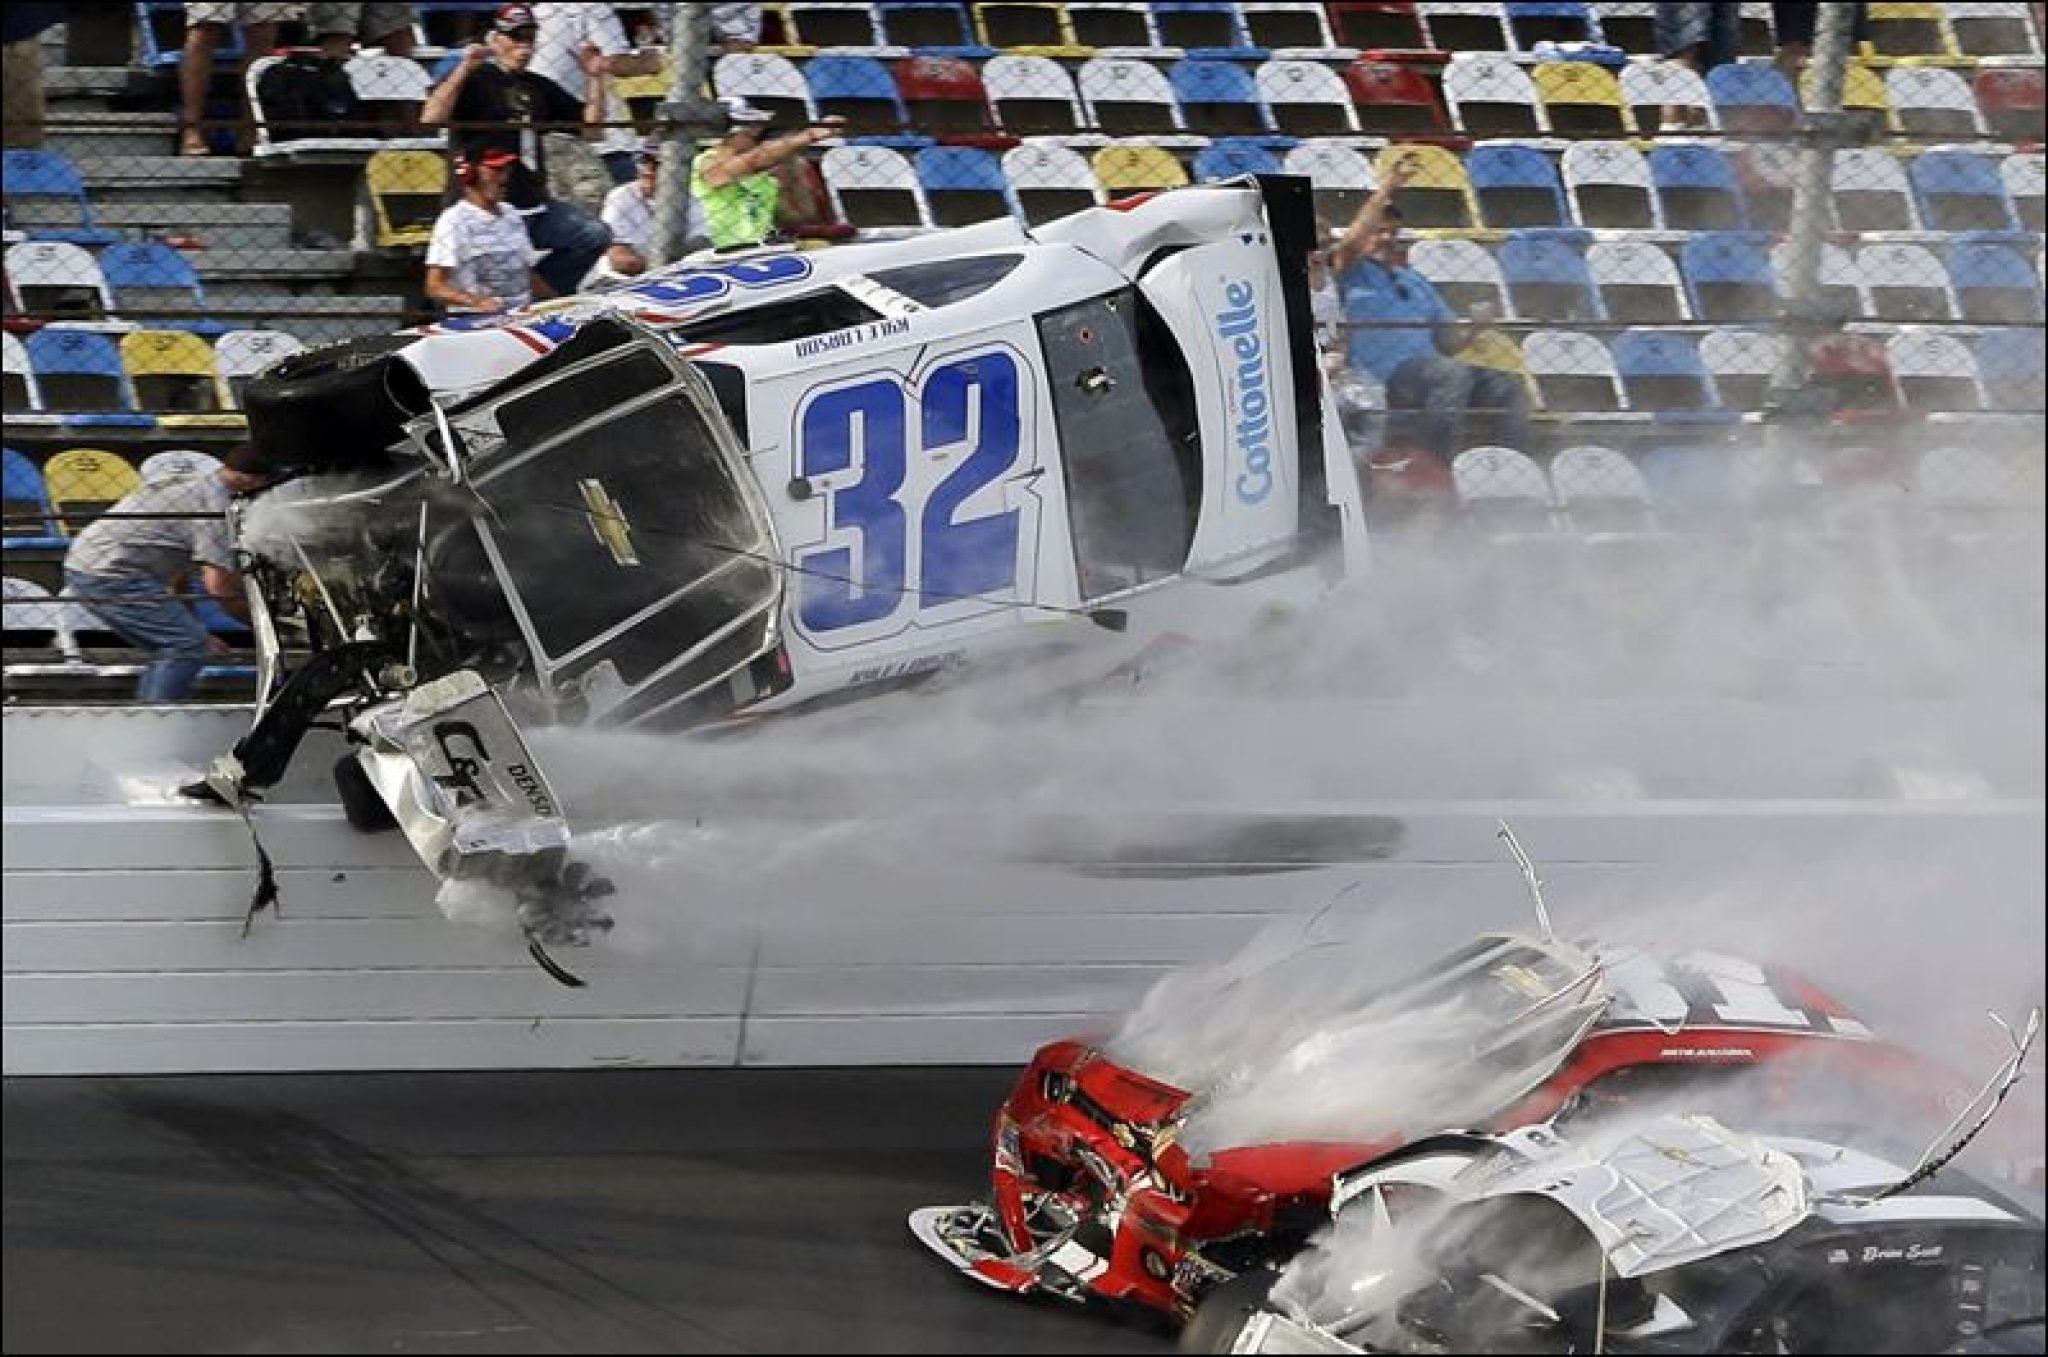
[420,2,611,298]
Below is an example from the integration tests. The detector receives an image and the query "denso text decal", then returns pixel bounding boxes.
[1215,280,1273,505]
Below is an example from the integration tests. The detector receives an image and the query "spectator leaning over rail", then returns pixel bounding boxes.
[1329,157,1529,464]
[425,146,549,314]
[62,445,279,701]
[690,97,842,249]
[421,2,612,297]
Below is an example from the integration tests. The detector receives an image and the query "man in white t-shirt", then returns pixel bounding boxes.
[531,3,660,183]
[424,146,548,314]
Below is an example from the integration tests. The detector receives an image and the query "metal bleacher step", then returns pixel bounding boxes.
[12,201,298,252]
[72,151,245,200]
[44,110,193,163]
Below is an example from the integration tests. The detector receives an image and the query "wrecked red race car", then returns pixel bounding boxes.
[908,838,2009,1333]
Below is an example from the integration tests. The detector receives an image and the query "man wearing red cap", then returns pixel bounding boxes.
[61,445,279,701]
[420,2,612,297]
[425,145,546,314]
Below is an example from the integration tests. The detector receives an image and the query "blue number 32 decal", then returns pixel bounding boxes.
[796,350,1023,636]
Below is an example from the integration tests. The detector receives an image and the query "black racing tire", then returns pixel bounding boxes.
[334,753,398,833]
[1178,1269,1281,1354]
[241,332,427,475]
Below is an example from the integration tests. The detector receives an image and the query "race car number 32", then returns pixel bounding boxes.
[795,349,1024,637]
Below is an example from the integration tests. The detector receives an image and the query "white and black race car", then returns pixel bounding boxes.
[1184,1110,2046,1355]
[196,176,1366,962]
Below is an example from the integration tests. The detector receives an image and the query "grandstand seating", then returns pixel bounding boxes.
[1680,233,1777,324]
[213,330,306,407]
[363,148,448,249]
[1590,238,1689,323]
[99,243,219,331]
[1650,143,1748,231]
[25,330,143,424]
[1523,329,1624,412]
[5,241,112,320]
[917,147,1019,224]
[138,448,221,482]
[1911,149,2025,233]
[3,448,65,549]
[1499,233,1602,322]
[1561,139,1655,228]
[822,145,931,229]
[2,335,43,419]
[1257,59,1359,135]
[2,150,120,247]
[1549,443,1659,535]
[44,447,141,537]
[1467,142,1569,227]
[0,0,2035,579]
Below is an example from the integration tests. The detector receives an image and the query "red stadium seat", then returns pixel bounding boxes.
[1344,59,1451,137]
[1974,66,2046,142]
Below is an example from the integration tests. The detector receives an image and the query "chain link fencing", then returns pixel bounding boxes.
[3,2,2043,698]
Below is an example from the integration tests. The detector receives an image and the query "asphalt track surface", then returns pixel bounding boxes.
[3,1069,1176,1355]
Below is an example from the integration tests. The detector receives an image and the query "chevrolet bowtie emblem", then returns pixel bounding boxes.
[578,478,641,566]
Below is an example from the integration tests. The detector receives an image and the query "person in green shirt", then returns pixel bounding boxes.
[690,96,841,248]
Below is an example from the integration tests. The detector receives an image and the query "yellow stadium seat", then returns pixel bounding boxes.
[975,2,1092,56]
[1092,144,1189,196]
[1864,3,1961,59]
[1375,144,1478,231]
[613,48,670,102]
[44,446,141,538]
[1806,61,1897,133]
[1531,62,1630,138]
[119,329,241,429]
[364,148,448,250]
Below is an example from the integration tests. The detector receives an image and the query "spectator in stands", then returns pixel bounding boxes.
[1653,3,1739,131]
[2,4,62,149]
[310,2,416,61]
[532,4,663,184]
[420,2,612,297]
[179,2,305,156]
[596,141,672,277]
[61,444,277,701]
[1329,160,1529,463]
[424,147,547,314]
[691,97,841,249]
[1771,2,1867,79]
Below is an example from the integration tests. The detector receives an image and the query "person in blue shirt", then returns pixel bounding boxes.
[1329,160,1529,463]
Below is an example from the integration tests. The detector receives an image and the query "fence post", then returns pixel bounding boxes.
[1766,2,1860,429]
[651,2,721,269]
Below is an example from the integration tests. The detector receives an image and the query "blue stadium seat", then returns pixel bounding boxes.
[1193,138,1283,181]
[1682,232,1779,324]
[1975,329,2046,413]
[0,150,121,247]
[1499,233,1603,323]
[914,146,1019,225]
[3,448,67,549]
[1169,58,1275,135]
[1909,150,2023,234]
[1153,2,1269,57]
[1466,143,1569,228]
[1504,1,1600,48]
[1648,143,1748,232]
[25,329,151,427]
[878,1,999,55]
[805,55,912,140]
[1706,63,1799,134]
[1947,241,2044,325]
[98,243,226,335]
[1612,328,1732,420]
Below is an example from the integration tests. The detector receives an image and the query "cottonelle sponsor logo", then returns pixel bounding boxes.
[1214,279,1273,506]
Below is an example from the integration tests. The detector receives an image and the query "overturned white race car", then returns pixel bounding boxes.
[193,177,1366,969]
